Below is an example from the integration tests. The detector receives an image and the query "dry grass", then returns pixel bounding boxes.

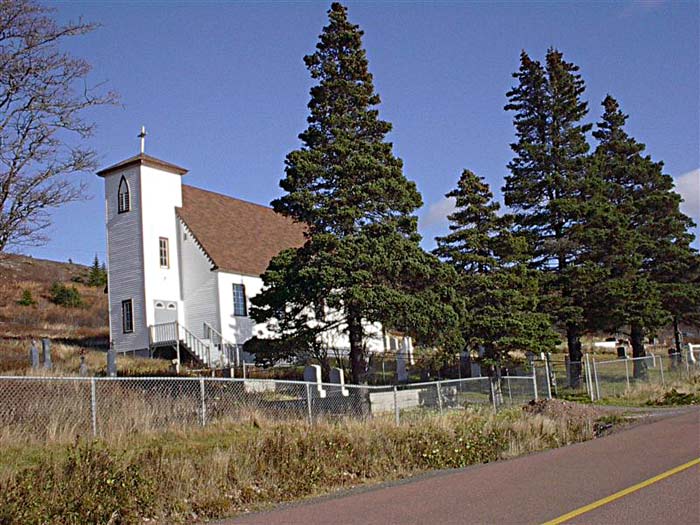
[0,338,173,377]
[603,376,700,406]
[0,280,108,340]
[0,254,108,340]
[0,406,603,524]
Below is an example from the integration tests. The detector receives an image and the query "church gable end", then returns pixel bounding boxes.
[176,185,306,276]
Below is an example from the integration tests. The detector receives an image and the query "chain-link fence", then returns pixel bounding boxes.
[0,374,539,444]
[525,349,699,403]
[589,350,699,401]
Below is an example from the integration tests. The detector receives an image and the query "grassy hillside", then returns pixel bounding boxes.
[0,253,108,341]
[0,254,175,376]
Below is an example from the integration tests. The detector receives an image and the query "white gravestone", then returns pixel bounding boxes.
[329,367,349,396]
[396,337,414,383]
[304,364,326,398]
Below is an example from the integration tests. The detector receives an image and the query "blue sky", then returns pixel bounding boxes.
[21,0,700,264]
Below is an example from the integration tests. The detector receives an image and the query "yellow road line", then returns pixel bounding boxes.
[542,457,700,525]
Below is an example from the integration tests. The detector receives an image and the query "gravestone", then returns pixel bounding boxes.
[329,367,349,396]
[79,355,88,376]
[470,362,482,377]
[396,339,409,383]
[41,338,52,370]
[107,345,117,377]
[303,364,326,398]
[29,340,40,369]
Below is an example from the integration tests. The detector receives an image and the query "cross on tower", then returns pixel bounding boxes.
[138,126,147,154]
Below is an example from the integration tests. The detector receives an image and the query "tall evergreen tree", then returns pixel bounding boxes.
[503,49,592,383]
[249,3,460,383]
[588,96,698,371]
[435,170,559,370]
[434,170,502,274]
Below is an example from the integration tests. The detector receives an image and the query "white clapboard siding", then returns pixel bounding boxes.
[179,219,220,340]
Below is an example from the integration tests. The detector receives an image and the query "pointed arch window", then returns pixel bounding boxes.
[117,176,131,213]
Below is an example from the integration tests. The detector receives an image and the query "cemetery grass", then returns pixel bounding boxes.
[0,338,174,377]
[0,404,611,524]
[557,377,700,407]
[596,378,700,407]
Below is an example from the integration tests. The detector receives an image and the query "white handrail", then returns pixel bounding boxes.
[149,321,213,367]
[203,322,239,367]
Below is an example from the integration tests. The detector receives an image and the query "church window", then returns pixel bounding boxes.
[117,176,130,213]
[159,237,169,268]
[233,283,247,316]
[121,299,134,333]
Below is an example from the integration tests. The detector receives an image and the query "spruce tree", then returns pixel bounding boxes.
[588,96,698,373]
[503,49,592,384]
[249,3,460,382]
[435,170,559,371]
[434,170,502,274]
[87,254,107,287]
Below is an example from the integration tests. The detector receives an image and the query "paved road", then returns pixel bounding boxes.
[230,408,700,524]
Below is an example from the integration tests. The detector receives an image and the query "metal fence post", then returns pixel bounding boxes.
[659,355,665,387]
[393,385,400,424]
[199,377,206,427]
[436,381,443,413]
[624,358,630,390]
[593,358,601,400]
[490,378,497,410]
[543,359,552,399]
[306,382,313,425]
[90,378,97,437]
[585,354,594,401]
[532,366,538,401]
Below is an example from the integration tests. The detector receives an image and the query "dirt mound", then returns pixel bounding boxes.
[523,398,606,421]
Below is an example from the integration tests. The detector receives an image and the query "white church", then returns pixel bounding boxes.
[98,140,413,368]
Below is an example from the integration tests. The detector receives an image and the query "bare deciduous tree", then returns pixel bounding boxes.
[0,0,117,251]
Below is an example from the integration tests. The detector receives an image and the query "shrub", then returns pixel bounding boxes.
[49,282,83,308]
[647,388,700,406]
[17,289,36,307]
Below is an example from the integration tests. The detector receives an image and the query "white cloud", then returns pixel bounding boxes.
[675,168,700,223]
[420,196,456,229]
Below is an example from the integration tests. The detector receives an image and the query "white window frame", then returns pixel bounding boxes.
[232,283,247,317]
[117,176,131,214]
[159,237,169,268]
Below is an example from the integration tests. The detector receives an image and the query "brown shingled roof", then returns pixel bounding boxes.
[177,185,306,276]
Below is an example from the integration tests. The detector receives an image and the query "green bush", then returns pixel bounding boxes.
[17,289,36,307]
[647,388,700,406]
[49,282,83,308]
